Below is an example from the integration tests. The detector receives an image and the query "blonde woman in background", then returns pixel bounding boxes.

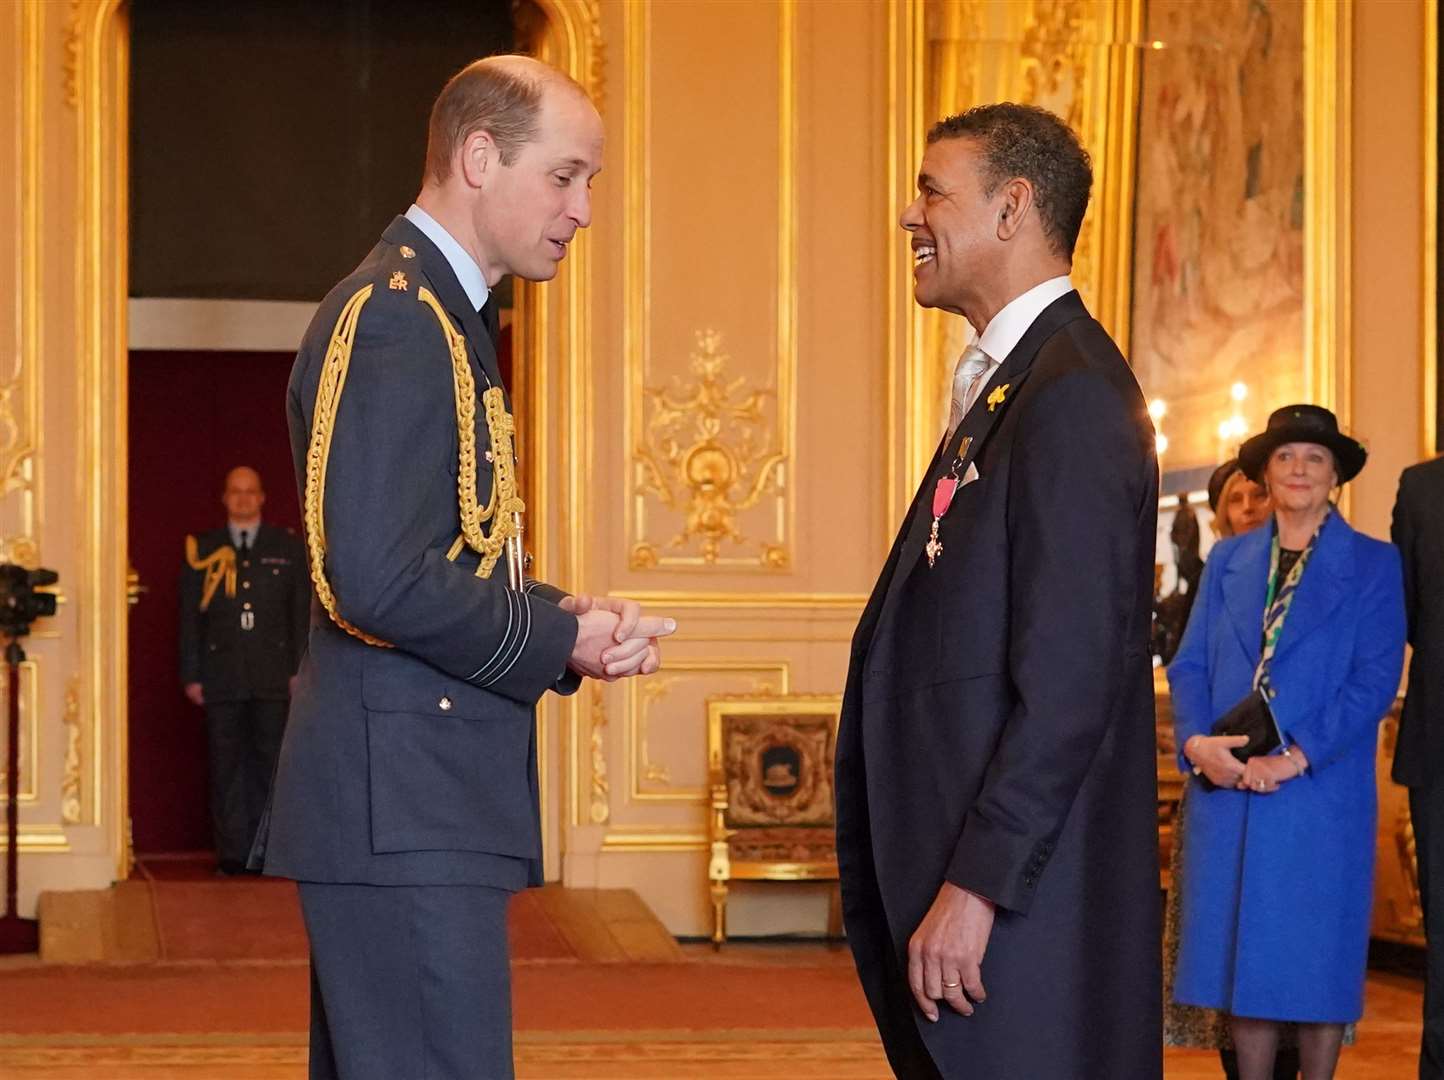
[1163,458,1293,1080]
[1211,460,1272,540]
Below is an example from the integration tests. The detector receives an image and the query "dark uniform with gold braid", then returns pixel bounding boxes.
[180,522,308,872]
[251,215,581,1080]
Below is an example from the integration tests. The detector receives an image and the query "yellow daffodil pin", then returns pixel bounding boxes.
[987,383,1011,412]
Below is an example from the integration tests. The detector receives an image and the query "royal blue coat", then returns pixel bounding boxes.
[1168,511,1405,1022]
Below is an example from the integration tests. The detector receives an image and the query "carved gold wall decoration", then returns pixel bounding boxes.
[631,330,788,569]
[588,683,609,825]
[527,0,606,110]
[636,676,675,785]
[63,1,82,108]
[4,535,39,570]
[61,674,82,824]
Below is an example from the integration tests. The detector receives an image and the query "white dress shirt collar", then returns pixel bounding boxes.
[228,521,261,549]
[974,275,1075,363]
[404,204,491,312]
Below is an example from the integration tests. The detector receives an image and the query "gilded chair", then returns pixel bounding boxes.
[705,693,842,947]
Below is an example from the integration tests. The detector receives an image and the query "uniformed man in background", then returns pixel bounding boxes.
[180,465,309,875]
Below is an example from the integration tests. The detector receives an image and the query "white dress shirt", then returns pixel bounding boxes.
[974,275,1074,363]
[946,275,1075,432]
[404,204,490,312]
[228,520,260,550]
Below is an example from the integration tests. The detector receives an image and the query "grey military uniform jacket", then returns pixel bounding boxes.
[179,524,309,702]
[253,216,579,889]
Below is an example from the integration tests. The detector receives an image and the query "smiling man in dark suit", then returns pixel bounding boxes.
[835,104,1162,1078]
[252,56,673,1080]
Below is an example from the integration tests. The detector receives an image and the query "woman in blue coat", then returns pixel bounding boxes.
[1169,404,1406,1080]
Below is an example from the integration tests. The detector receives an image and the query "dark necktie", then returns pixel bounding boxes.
[480,296,501,349]
[237,531,250,555]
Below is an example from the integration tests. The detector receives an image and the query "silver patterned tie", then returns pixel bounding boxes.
[947,344,993,438]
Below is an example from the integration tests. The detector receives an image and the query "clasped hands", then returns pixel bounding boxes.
[561,593,676,681]
[1184,734,1310,794]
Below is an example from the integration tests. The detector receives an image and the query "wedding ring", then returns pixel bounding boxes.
[942,980,961,989]
[1255,780,1265,791]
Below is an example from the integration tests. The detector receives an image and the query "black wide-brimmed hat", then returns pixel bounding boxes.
[1237,404,1367,484]
[1207,459,1241,513]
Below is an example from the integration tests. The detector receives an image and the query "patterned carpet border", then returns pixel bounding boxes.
[0,1030,887,1068]
[0,1027,879,1047]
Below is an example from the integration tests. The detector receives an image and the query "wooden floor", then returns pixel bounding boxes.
[39,858,681,966]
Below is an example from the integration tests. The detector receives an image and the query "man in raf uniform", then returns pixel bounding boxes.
[252,56,674,1080]
[179,465,309,875]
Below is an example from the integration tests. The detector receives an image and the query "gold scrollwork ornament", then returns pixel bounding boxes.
[632,330,787,568]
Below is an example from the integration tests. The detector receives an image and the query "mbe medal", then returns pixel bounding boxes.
[927,477,958,567]
[926,436,972,568]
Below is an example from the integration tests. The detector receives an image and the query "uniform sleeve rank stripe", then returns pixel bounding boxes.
[480,592,532,687]
[468,588,518,683]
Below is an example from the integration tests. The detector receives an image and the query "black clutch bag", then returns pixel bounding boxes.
[1193,691,1283,792]
[1210,689,1282,762]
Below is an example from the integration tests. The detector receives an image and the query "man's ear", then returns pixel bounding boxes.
[995,178,1033,242]
[458,129,496,189]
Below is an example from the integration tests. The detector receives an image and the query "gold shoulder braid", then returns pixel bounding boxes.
[414,287,524,580]
[303,282,525,648]
[184,535,236,612]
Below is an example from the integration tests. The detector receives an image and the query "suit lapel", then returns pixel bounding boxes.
[874,291,1088,624]
[851,442,945,663]
[380,216,504,392]
[1271,511,1353,662]
[1221,527,1270,665]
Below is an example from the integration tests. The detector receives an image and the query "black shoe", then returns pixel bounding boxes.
[215,859,245,876]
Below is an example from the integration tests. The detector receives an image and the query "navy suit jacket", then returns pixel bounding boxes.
[835,292,1163,1076]
[253,216,579,889]
[1392,455,1444,788]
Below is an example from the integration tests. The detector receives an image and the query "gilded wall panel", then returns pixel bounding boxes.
[567,0,888,934]
[0,2,130,905]
[624,0,795,572]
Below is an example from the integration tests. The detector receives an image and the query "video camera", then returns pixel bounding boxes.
[0,564,58,639]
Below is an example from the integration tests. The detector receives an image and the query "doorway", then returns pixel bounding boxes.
[89,0,596,880]
[122,0,517,862]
